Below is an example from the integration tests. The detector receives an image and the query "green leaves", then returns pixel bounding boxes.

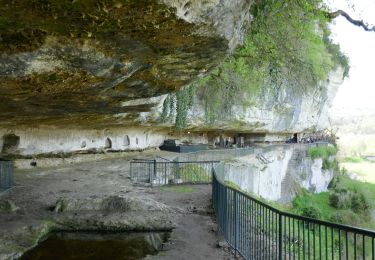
[161,85,195,130]
[167,0,349,128]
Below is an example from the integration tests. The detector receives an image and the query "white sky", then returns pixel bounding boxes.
[328,0,375,116]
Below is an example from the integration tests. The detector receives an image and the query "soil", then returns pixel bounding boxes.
[0,151,233,260]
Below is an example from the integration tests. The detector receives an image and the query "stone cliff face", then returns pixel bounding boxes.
[0,0,344,156]
[218,144,336,202]
[186,67,344,133]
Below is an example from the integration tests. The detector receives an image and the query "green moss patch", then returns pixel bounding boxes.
[160,186,194,193]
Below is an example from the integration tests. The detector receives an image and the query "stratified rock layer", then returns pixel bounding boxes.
[0,0,344,157]
[0,0,253,128]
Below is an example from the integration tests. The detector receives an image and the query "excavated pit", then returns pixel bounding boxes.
[20,231,171,260]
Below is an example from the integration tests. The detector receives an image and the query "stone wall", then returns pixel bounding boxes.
[0,127,207,156]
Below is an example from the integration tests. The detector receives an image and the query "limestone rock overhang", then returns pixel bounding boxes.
[0,0,252,128]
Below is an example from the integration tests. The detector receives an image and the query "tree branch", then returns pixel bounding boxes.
[328,9,375,32]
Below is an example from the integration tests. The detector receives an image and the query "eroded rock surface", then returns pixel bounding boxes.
[218,144,336,202]
[187,67,345,133]
[0,0,254,128]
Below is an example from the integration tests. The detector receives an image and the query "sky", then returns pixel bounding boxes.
[328,0,375,116]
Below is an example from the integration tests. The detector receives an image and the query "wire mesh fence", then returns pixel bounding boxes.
[130,147,256,186]
[130,160,219,186]
[0,160,13,191]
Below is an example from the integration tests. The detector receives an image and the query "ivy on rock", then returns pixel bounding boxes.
[160,85,194,130]
[160,0,350,130]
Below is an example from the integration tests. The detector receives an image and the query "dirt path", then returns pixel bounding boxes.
[150,185,232,260]
[0,152,232,260]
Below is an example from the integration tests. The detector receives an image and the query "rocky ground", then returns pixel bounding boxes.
[0,151,232,260]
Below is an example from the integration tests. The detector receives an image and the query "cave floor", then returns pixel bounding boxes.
[0,151,232,260]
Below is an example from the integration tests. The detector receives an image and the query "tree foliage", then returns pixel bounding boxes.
[161,0,354,129]
[194,0,349,125]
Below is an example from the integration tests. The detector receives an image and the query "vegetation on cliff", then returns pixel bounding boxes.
[293,174,375,230]
[164,0,350,129]
[308,146,339,170]
[160,85,195,130]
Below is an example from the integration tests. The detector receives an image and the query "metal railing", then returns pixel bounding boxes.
[129,145,324,185]
[130,143,375,259]
[130,147,256,186]
[0,160,13,191]
[212,164,375,259]
[130,160,219,186]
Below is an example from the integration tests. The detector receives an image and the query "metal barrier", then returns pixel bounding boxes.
[130,160,219,186]
[130,144,375,259]
[0,160,13,191]
[212,164,375,259]
[129,145,328,186]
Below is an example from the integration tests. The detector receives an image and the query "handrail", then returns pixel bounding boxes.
[212,165,375,259]
[130,144,375,259]
[213,166,375,238]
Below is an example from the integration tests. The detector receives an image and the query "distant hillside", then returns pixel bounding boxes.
[330,107,375,157]
[330,106,375,135]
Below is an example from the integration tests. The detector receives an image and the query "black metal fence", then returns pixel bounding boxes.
[212,165,375,259]
[130,160,219,186]
[0,160,13,191]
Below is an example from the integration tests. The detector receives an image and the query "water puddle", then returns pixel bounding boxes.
[21,231,170,260]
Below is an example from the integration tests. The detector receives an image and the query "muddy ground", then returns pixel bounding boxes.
[0,151,233,260]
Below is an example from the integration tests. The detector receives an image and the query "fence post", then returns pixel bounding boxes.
[130,162,133,180]
[234,190,238,256]
[150,160,156,187]
[278,213,283,260]
[164,162,167,185]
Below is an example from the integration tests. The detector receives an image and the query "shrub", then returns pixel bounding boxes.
[322,159,339,170]
[301,206,321,219]
[329,211,360,226]
[329,190,351,209]
[329,189,370,213]
[351,192,370,212]
[308,146,337,159]
[328,176,340,189]
[340,167,348,176]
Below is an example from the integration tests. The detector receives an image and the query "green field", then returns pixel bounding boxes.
[341,161,375,183]
[337,134,375,157]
